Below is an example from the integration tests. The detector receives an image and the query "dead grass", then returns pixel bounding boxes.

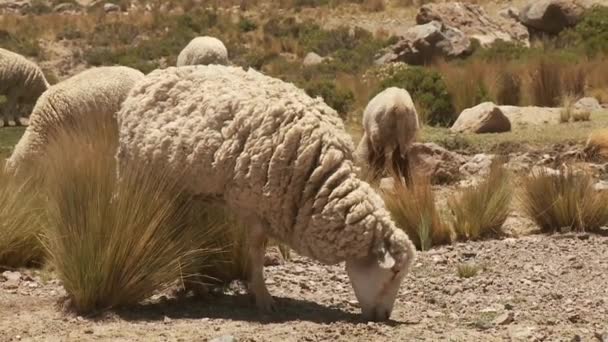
[456,262,480,278]
[41,117,223,313]
[520,167,608,233]
[450,160,512,240]
[381,175,453,250]
[0,162,45,268]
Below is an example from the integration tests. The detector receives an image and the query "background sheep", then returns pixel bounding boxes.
[355,87,420,183]
[116,65,416,321]
[176,36,229,67]
[0,48,49,127]
[5,66,144,175]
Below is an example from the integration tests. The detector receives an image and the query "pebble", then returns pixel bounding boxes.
[493,312,514,325]
[163,316,172,324]
[210,336,237,342]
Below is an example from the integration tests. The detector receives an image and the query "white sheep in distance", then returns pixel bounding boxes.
[176,36,229,67]
[355,87,420,182]
[5,66,144,175]
[0,48,49,127]
[116,65,417,321]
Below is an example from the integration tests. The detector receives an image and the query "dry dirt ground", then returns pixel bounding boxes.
[2,234,607,342]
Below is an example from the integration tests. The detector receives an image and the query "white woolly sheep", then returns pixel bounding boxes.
[5,66,144,174]
[176,36,229,67]
[0,48,49,127]
[355,87,420,182]
[116,65,417,321]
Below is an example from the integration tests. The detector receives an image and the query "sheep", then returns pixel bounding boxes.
[355,87,420,183]
[116,65,417,321]
[176,36,229,67]
[5,66,144,175]
[0,48,49,127]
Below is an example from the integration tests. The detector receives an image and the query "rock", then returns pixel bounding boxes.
[519,0,585,34]
[594,181,608,191]
[2,271,21,282]
[493,312,515,325]
[376,21,472,65]
[53,2,76,12]
[408,142,466,184]
[499,106,563,126]
[378,177,395,192]
[103,2,120,13]
[416,2,530,47]
[210,335,238,342]
[509,326,535,340]
[595,331,607,342]
[163,316,172,324]
[451,102,511,134]
[499,7,520,21]
[460,154,494,176]
[574,97,602,112]
[0,0,30,13]
[303,52,325,66]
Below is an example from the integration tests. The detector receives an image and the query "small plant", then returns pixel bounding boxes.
[42,117,221,313]
[450,160,512,240]
[0,164,44,268]
[521,167,608,233]
[381,175,453,250]
[456,262,479,278]
[559,94,575,123]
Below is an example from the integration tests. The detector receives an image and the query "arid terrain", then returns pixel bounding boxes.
[2,0,608,341]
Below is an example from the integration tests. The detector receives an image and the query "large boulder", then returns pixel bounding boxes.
[409,142,467,184]
[519,0,585,34]
[376,21,472,65]
[416,2,530,47]
[574,97,602,112]
[499,105,563,126]
[302,52,325,66]
[451,102,511,134]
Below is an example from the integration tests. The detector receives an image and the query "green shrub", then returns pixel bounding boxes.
[377,66,454,126]
[559,5,608,56]
[239,17,258,32]
[474,40,529,61]
[304,80,354,118]
[0,30,43,58]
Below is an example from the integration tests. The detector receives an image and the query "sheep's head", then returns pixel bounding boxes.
[345,228,415,322]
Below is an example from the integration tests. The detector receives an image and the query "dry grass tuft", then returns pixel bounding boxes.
[450,160,512,240]
[0,163,45,268]
[456,262,480,278]
[381,175,452,250]
[41,116,222,313]
[521,167,608,233]
[528,58,563,107]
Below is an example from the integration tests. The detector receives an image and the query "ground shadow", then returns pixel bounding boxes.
[116,293,365,324]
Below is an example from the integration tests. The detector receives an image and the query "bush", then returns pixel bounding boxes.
[381,175,453,250]
[377,66,454,126]
[0,164,44,268]
[521,167,608,233]
[559,5,608,57]
[42,117,220,313]
[450,161,512,240]
[304,80,354,118]
[239,17,258,32]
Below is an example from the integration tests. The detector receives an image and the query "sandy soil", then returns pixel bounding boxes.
[2,234,607,342]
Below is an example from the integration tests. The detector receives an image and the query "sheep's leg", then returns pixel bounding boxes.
[3,97,17,127]
[247,220,275,312]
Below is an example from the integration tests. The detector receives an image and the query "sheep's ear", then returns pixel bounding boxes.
[377,245,395,269]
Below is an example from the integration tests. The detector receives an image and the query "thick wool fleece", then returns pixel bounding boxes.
[117,65,414,269]
[176,36,229,67]
[0,48,49,121]
[5,66,144,173]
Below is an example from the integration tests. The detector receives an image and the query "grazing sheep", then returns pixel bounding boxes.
[176,36,229,67]
[5,66,144,175]
[0,48,49,127]
[355,87,420,182]
[116,65,416,321]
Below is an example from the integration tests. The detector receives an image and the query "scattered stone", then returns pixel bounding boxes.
[460,153,494,176]
[595,331,608,342]
[499,7,520,21]
[210,335,237,342]
[409,143,466,184]
[302,52,325,66]
[103,2,120,13]
[572,334,582,342]
[53,2,76,12]
[84,329,94,334]
[509,326,535,340]
[519,0,585,34]
[594,181,608,191]
[2,271,22,282]
[575,97,602,112]
[416,2,529,47]
[163,316,172,324]
[504,303,514,310]
[568,313,582,323]
[493,312,515,325]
